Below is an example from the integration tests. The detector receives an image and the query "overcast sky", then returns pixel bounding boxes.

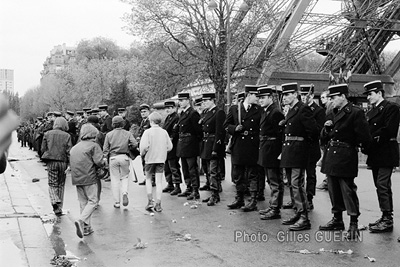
[1,0,399,96]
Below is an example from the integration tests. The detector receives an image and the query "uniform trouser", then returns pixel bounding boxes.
[76,184,98,226]
[181,157,200,190]
[201,158,210,185]
[232,164,258,194]
[203,158,220,191]
[371,167,393,213]
[285,168,308,214]
[258,166,266,195]
[97,179,102,201]
[327,175,360,216]
[109,154,130,203]
[265,167,284,209]
[164,157,182,185]
[305,160,317,200]
[47,161,68,209]
[219,157,225,179]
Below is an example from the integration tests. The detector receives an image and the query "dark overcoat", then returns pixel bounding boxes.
[308,102,325,163]
[176,107,202,158]
[321,102,372,177]
[258,103,284,168]
[163,111,179,160]
[366,100,400,167]
[224,103,261,166]
[280,101,319,168]
[200,107,226,159]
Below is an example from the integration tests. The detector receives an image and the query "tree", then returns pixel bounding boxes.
[122,0,270,108]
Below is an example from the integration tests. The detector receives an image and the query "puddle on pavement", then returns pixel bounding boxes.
[0,236,28,266]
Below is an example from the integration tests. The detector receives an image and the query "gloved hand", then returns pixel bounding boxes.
[278,120,286,126]
[324,120,333,131]
[235,125,244,132]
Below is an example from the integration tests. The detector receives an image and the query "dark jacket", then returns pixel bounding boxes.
[258,103,284,168]
[321,102,372,177]
[101,114,113,133]
[366,100,400,167]
[224,102,261,166]
[280,101,319,168]
[163,111,179,160]
[200,106,226,159]
[41,129,72,163]
[176,107,202,158]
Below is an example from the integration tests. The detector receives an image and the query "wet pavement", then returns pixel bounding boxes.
[1,134,400,266]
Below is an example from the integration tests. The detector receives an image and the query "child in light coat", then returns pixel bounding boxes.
[139,112,173,212]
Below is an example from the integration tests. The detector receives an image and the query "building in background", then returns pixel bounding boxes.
[0,69,14,93]
[41,43,76,78]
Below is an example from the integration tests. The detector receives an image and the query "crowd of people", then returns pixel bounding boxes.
[13,80,400,242]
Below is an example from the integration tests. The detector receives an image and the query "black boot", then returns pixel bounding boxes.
[369,215,393,233]
[178,187,192,197]
[242,192,257,212]
[257,191,265,201]
[199,184,210,191]
[227,194,245,209]
[207,191,220,206]
[307,195,314,211]
[187,189,200,200]
[289,213,311,231]
[260,208,281,220]
[170,184,182,196]
[282,213,301,225]
[319,217,345,231]
[162,184,175,193]
[346,222,361,241]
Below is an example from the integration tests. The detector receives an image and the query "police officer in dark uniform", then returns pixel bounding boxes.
[363,80,400,233]
[82,108,91,120]
[319,84,372,240]
[299,84,325,210]
[280,82,318,231]
[199,93,226,206]
[137,104,153,186]
[224,85,261,212]
[65,110,77,145]
[257,86,285,220]
[98,105,112,134]
[162,101,183,195]
[176,92,203,200]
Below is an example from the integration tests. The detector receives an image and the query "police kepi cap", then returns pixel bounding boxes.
[328,84,349,97]
[139,104,150,111]
[281,83,298,94]
[194,98,203,106]
[178,92,190,100]
[83,108,91,112]
[299,84,314,94]
[76,111,84,115]
[363,80,383,95]
[244,85,258,94]
[37,117,43,121]
[66,110,74,116]
[91,108,99,114]
[118,108,126,112]
[236,92,246,101]
[257,85,273,97]
[98,105,108,110]
[164,101,176,108]
[202,93,215,100]
[53,111,62,117]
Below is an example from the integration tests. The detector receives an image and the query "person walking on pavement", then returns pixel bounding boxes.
[224,85,261,212]
[140,112,173,212]
[299,84,325,210]
[199,93,226,206]
[176,92,203,200]
[257,86,285,220]
[103,116,138,208]
[162,101,183,195]
[41,117,72,216]
[280,82,318,231]
[70,124,104,238]
[363,80,400,233]
[319,84,372,240]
